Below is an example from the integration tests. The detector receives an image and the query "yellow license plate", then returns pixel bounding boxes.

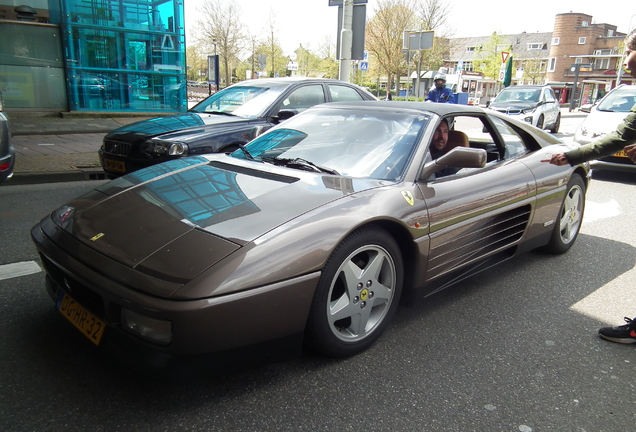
[104,159,126,172]
[615,150,628,158]
[56,292,106,345]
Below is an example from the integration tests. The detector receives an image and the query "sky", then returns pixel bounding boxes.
[183,0,636,57]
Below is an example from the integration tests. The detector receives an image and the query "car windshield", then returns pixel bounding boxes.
[597,89,636,113]
[189,82,290,118]
[494,88,540,103]
[230,107,430,181]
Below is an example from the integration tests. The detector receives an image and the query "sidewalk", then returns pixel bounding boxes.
[5,116,152,185]
[2,107,587,186]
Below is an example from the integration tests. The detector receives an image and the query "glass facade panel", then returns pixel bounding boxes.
[61,0,186,112]
[0,23,66,108]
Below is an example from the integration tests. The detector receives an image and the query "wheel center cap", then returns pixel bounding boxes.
[360,289,369,301]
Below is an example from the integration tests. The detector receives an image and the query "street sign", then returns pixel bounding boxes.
[403,31,434,51]
[287,62,299,71]
[501,51,509,63]
[359,61,368,72]
[329,0,367,5]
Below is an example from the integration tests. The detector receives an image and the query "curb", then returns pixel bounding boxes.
[11,128,114,136]
[3,168,107,186]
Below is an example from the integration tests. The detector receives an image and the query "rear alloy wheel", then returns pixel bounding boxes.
[305,226,403,357]
[536,115,544,130]
[542,174,585,254]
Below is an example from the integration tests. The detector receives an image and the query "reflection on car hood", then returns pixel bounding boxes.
[578,109,628,134]
[489,101,538,111]
[60,156,381,281]
[105,113,250,139]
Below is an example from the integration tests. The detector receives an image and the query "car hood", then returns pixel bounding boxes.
[578,109,629,134]
[56,156,383,284]
[105,112,254,141]
[489,101,539,112]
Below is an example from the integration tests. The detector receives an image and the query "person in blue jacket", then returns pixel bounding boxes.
[426,73,455,103]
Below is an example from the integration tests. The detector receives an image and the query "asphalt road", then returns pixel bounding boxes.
[1,168,636,431]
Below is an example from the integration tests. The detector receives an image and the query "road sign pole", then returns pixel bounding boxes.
[338,0,353,82]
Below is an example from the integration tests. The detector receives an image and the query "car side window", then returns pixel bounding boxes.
[329,85,364,102]
[544,88,556,103]
[489,116,530,159]
[280,85,326,113]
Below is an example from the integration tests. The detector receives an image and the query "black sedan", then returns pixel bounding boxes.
[98,78,376,178]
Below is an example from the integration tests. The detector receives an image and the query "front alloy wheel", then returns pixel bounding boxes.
[305,226,403,357]
[543,174,585,254]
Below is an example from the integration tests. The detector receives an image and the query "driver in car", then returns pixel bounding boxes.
[430,119,460,178]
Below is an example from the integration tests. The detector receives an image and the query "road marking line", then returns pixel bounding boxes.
[0,261,42,281]
[583,199,622,225]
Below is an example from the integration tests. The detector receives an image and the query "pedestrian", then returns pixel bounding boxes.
[385,91,392,101]
[544,28,636,344]
[425,73,455,103]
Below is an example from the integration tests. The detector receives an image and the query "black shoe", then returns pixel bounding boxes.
[598,317,636,344]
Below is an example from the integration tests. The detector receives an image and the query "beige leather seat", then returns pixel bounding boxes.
[445,130,469,153]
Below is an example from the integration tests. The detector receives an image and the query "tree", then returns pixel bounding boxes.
[474,32,512,80]
[195,0,244,87]
[366,0,418,93]
[185,42,208,82]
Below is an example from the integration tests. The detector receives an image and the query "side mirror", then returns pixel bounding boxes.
[579,104,594,113]
[419,147,487,181]
[273,109,297,123]
[485,100,491,108]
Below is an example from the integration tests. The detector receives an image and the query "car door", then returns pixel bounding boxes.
[542,88,558,126]
[416,114,538,288]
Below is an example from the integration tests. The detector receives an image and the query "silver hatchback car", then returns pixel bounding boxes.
[488,85,561,133]
[0,91,14,183]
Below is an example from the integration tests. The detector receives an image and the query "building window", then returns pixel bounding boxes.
[575,58,582,64]
[548,58,556,72]
[608,29,614,37]
[466,46,477,52]
[595,58,610,69]
[578,37,586,44]
[463,61,474,72]
[582,21,589,27]
[527,43,543,50]
[551,37,560,45]
[594,49,612,55]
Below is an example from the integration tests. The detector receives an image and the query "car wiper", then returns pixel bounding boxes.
[206,110,237,117]
[238,143,255,160]
[261,157,339,175]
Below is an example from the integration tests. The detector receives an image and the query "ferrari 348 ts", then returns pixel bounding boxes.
[32,101,589,364]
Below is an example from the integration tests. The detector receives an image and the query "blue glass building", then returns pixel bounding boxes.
[0,0,186,113]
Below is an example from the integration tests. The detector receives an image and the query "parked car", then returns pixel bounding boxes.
[98,78,377,178]
[574,84,636,172]
[487,85,561,133]
[0,91,14,183]
[33,102,588,365]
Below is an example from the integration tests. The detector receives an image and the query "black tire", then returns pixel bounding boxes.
[305,226,403,357]
[542,174,585,254]
[536,115,544,130]
[549,113,561,134]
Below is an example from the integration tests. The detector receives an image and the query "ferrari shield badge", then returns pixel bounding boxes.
[401,191,414,206]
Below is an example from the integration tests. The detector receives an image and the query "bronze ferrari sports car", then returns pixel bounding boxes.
[31,101,589,363]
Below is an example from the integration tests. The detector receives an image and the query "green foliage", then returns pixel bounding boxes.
[474,32,512,80]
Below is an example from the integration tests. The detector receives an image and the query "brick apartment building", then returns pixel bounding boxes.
[438,12,633,107]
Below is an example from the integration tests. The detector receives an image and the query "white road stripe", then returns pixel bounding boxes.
[583,199,623,225]
[0,261,42,281]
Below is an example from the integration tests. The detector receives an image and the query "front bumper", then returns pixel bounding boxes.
[31,218,319,360]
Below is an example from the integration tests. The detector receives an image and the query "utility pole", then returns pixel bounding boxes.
[338,0,353,82]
